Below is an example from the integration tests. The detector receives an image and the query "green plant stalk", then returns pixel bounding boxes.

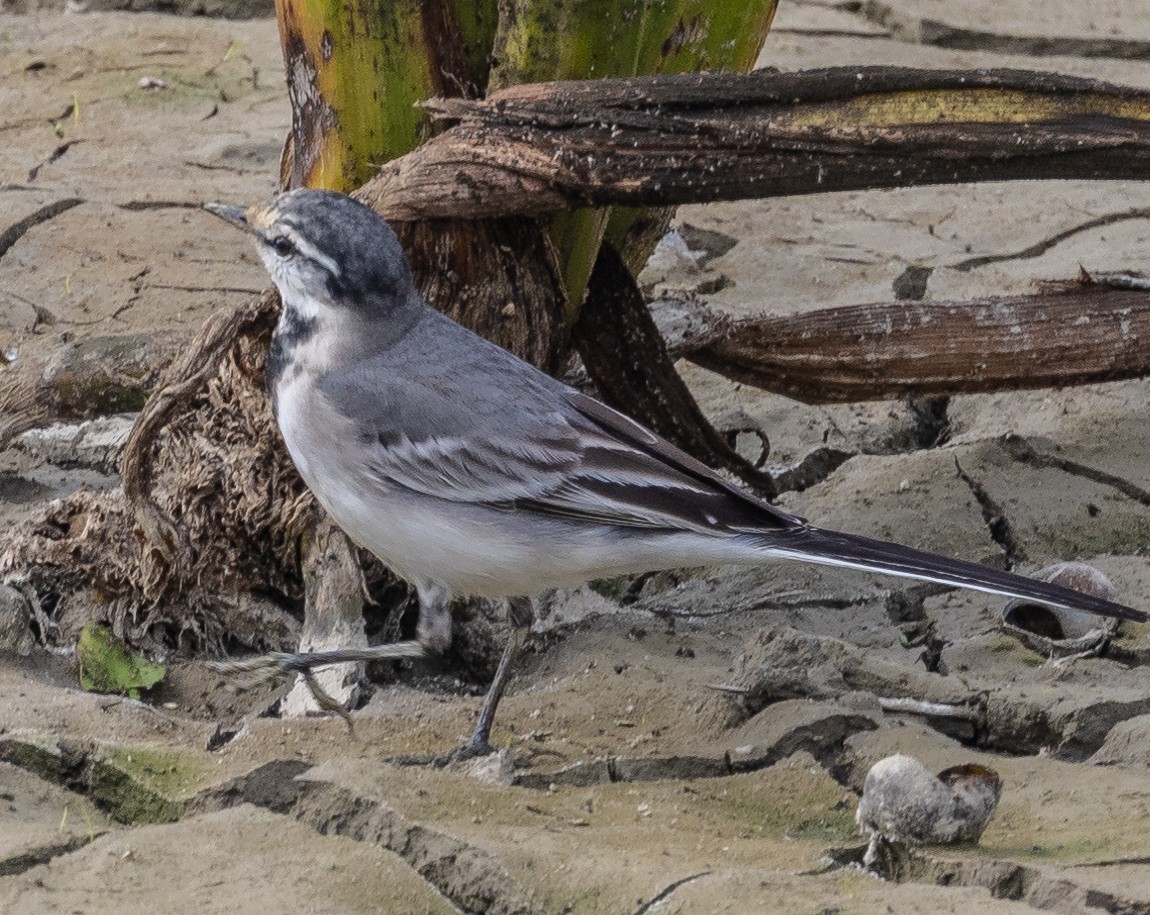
[275,0,776,302]
[277,0,437,191]
[605,0,779,275]
[490,0,653,314]
[491,0,778,315]
[451,0,500,94]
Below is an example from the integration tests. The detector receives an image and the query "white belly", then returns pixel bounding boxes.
[310,478,752,598]
[275,373,759,597]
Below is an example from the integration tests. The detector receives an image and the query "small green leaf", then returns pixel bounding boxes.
[77,622,165,697]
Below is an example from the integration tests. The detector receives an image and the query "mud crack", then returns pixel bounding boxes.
[773,446,855,494]
[514,711,878,790]
[195,761,545,915]
[147,283,264,294]
[116,200,205,211]
[26,141,84,182]
[684,591,872,620]
[632,871,711,914]
[954,457,1027,566]
[865,843,1150,914]
[859,0,1150,60]
[0,198,83,263]
[951,207,1150,272]
[0,833,103,877]
[0,736,184,825]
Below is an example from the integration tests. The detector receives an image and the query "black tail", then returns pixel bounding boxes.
[767,526,1145,623]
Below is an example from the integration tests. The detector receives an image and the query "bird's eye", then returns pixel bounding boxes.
[270,235,295,256]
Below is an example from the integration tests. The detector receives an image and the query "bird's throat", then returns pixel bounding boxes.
[266,297,319,400]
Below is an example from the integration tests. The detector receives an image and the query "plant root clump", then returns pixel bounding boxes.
[1,293,314,656]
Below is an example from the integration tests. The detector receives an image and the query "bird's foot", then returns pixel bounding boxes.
[211,644,424,734]
[458,733,498,760]
[208,651,357,732]
[387,733,502,769]
[413,745,515,783]
[296,668,356,732]
[207,651,302,686]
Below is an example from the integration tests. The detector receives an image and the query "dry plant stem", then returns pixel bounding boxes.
[1,332,167,450]
[877,697,982,721]
[574,243,777,498]
[361,67,1150,221]
[0,372,47,450]
[282,518,368,717]
[705,683,751,694]
[387,216,568,372]
[1000,623,1113,662]
[686,285,1150,403]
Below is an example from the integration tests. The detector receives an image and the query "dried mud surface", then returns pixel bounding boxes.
[3,4,1150,913]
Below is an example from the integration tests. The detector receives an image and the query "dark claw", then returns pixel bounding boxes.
[300,669,355,734]
[207,652,356,731]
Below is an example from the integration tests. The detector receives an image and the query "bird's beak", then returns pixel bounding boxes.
[202,202,251,232]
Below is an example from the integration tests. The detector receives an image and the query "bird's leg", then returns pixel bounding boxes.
[459,596,534,759]
[212,586,534,761]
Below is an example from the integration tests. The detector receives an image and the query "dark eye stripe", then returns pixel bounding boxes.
[271,235,296,256]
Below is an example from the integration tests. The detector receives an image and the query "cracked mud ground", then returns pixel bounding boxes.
[3,3,1150,913]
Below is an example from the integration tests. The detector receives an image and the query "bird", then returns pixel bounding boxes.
[203,189,1145,759]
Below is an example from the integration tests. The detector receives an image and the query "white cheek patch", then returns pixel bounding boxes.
[259,247,323,321]
[256,245,278,276]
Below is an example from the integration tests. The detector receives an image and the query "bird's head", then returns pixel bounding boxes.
[204,189,414,318]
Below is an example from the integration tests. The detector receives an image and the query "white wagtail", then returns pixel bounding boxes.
[205,190,1145,756]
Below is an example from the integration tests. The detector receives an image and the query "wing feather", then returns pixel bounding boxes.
[364,393,805,536]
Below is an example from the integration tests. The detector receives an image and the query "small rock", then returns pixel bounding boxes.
[856,754,1002,866]
[138,76,168,91]
[644,228,700,279]
[1090,714,1150,767]
[640,228,733,298]
[467,749,515,787]
[677,223,738,264]
[0,585,36,656]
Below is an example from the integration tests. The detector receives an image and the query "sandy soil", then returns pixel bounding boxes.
[3,3,1150,913]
